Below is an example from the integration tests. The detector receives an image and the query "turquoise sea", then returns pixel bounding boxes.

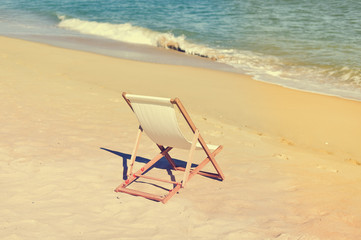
[1,0,360,100]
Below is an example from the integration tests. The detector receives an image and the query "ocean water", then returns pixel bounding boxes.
[1,0,361,100]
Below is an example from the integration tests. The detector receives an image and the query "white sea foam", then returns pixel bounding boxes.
[57,15,218,58]
[57,16,361,101]
[58,16,159,46]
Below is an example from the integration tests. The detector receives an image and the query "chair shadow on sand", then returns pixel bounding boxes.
[100,147,198,188]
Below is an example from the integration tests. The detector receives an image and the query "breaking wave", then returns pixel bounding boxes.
[57,15,361,100]
[57,15,218,59]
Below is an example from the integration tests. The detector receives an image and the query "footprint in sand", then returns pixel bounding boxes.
[345,158,361,166]
[316,165,339,173]
[273,153,290,160]
[280,138,295,146]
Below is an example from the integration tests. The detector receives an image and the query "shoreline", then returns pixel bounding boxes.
[5,33,236,76]
[6,33,361,103]
[1,35,361,239]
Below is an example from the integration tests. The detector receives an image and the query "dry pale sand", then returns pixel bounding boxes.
[1,36,361,240]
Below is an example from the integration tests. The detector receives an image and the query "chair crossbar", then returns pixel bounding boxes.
[134,173,181,185]
[118,188,164,202]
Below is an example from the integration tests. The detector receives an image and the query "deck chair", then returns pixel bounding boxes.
[115,92,224,203]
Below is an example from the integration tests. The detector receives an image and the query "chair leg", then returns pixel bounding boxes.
[198,136,225,180]
[162,183,182,204]
[188,145,223,181]
[182,129,199,187]
[172,98,225,180]
[127,127,143,177]
[115,146,173,192]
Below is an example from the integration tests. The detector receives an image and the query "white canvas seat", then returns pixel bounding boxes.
[126,94,218,150]
[115,92,224,203]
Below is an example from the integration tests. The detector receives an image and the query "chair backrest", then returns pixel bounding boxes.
[126,94,193,149]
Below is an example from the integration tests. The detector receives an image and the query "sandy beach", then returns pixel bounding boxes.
[1,36,361,239]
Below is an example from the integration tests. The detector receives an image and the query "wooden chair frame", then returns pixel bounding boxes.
[115,92,224,203]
